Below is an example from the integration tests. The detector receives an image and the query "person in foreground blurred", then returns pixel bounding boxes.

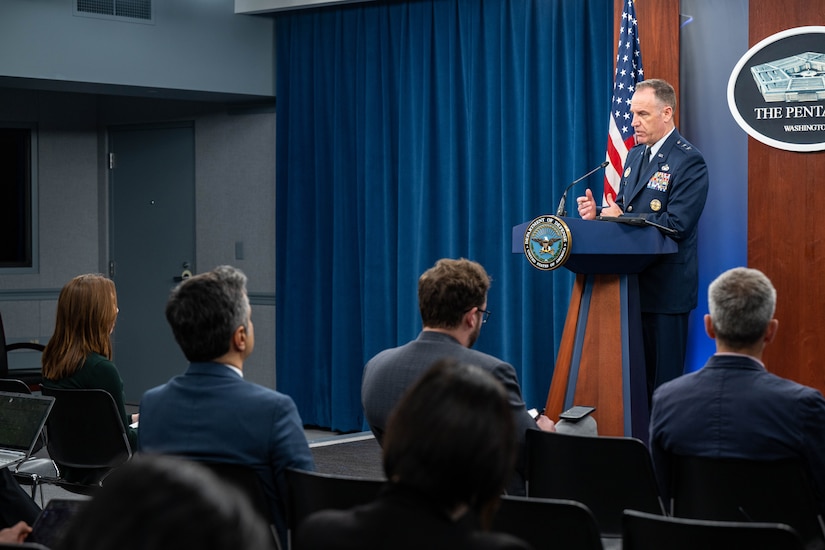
[297,359,531,550]
[41,274,138,481]
[0,467,40,533]
[54,454,276,550]
[0,520,32,543]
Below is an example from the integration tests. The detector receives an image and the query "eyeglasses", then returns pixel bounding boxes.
[464,307,491,324]
[478,308,491,324]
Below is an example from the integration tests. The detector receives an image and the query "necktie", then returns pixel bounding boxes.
[643,147,651,165]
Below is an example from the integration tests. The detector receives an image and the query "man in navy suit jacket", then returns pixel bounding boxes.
[649,267,825,514]
[138,266,314,548]
[577,79,709,398]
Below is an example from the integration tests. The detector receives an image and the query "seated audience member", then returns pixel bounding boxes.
[54,454,275,550]
[362,258,554,495]
[0,467,40,530]
[649,267,825,512]
[297,358,531,550]
[138,265,314,549]
[41,274,138,481]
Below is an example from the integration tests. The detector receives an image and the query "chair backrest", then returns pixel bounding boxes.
[39,386,132,470]
[199,461,272,523]
[525,430,665,537]
[492,495,603,550]
[0,311,45,387]
[0,311,11,378]
[622,509,806,550]
[284,468,384,533]
[0,378,33,394]
[669,454,825,547]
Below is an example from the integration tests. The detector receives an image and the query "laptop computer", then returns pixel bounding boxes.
[0,390,54,470]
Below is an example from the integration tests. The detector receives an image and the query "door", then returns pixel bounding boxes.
[109,124,195,403]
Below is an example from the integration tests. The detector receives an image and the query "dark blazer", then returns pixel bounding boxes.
[649,354,825,512]
[138,362,315,544]
[0,467,40,528]
[617,130,709,313]
[361,331,538,495]
[295,483,531,550]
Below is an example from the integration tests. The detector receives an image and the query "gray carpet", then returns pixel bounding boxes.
[310,435,385,479]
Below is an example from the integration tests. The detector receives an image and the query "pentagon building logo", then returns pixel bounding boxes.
[751,52,825,103]
[728,27,825,152]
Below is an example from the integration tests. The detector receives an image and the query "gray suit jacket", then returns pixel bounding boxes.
[361,331,538,495]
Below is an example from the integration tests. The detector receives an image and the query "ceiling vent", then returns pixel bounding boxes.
[76,0,153,22]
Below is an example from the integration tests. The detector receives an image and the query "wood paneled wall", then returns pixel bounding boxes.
[630,0,825,392]
[748,0,825,392]
[616,0,680,122]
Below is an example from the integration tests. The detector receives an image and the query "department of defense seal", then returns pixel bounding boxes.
[523,215,572,271]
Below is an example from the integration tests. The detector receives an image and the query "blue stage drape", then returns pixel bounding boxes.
[275,0,613,432]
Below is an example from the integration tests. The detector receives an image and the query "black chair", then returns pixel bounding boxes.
[199,461,272,522]
[198,461,283,550]
[37,386,132,495]
[285,468,384,548]
[0,311,44,390]
[668,454,825,549]
[492,495,603,550]
[525,430,665,538]
[622,509,806,550]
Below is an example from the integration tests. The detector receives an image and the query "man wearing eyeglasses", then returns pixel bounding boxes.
[361,257,554,496]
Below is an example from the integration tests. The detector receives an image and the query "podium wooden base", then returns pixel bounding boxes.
[545,273,649,441]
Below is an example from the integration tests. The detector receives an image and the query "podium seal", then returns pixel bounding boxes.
[523,215,572,271]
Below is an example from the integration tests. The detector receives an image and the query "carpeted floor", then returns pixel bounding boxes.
[28,431,387,507]
[310,435,385,479]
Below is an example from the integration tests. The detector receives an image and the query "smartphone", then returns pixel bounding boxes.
[559,405,595,422]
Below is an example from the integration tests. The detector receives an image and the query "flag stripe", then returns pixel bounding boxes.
[603,0,644,205]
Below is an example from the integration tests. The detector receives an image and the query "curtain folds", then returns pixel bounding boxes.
[275,0,613,432]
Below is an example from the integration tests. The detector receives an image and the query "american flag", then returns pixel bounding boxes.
[603,0,644,203]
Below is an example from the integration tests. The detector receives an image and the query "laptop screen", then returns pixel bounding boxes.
[0,391,54,453]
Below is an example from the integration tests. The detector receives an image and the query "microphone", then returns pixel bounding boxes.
[555,160,610,217]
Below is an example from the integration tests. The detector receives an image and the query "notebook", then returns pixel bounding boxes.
[28,498,87,548]
[0,390,54,469]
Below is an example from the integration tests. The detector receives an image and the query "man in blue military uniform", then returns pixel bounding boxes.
[576,78,709,400]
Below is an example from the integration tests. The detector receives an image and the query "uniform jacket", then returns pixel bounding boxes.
[617,130,709,313]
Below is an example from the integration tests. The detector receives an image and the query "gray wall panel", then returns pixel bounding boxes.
[0,89,278,390]
[0,0,275,98]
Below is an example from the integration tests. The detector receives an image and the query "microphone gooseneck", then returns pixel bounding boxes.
[555,160,610,217]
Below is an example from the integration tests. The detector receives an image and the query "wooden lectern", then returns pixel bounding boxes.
[512,217,677,442]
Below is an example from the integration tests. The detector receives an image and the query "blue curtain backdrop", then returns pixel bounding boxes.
[275,0,613,432]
